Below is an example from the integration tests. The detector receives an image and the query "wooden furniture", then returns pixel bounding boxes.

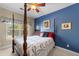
[12,13,15,53]
[23,3,27,56]
[12,3,27,56]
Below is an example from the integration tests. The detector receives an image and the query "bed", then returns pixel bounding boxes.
[14,36,55,56]
[12,3,56,56]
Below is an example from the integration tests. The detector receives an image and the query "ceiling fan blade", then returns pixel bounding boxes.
[20,8,24,10]
[36,3,45,6]
[36,8,40,12]
[27,8,31,11]
[31,3,45,6]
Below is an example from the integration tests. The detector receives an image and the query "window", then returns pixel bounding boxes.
[7,23,23,37]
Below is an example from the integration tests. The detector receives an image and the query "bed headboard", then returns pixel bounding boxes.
[33,31,55,39]
[33,31,40,36]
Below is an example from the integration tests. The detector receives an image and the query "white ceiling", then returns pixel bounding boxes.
[0,3,74,18]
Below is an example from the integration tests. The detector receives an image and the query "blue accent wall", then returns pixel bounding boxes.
[35,3,79,53]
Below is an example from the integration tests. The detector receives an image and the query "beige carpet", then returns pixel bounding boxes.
[48,46,79,56]
[0,47,17,56]
[0,46,79,56]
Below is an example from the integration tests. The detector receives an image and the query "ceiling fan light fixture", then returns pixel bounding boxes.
[20,3,45,13]
[27,8,31,11]
[36,8,40,12]
[31,5,37,10]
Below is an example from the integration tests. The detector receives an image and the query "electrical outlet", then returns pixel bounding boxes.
[67,44,69,47]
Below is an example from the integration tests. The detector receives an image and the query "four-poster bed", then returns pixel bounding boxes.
[12,3,55,56]
[12,3,27,56]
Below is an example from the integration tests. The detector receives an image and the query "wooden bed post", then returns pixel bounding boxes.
[23,3,27,56]
[12,13,15,53]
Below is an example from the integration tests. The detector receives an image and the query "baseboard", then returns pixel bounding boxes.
[56,46,79,55]
[0,44,11,50]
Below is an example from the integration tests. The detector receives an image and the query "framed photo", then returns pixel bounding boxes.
[61,22,71,30]
[43,20,50,29]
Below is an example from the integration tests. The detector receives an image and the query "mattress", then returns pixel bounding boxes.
[15,36,55,56]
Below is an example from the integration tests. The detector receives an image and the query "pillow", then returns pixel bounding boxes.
[40,32,44,36]
[48,32,55,39]
[42,32,48,37]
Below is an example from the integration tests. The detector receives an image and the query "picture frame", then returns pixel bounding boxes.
[61,22,71,30]
[43,20,50,29]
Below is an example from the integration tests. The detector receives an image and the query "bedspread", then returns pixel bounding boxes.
[15,36,55,56]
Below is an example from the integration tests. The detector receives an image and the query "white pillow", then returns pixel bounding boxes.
[40,33,44,37]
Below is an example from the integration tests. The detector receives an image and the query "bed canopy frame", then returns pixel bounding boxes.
[12,3,27,56]
[12,3,56,56]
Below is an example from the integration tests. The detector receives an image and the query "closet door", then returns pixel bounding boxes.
[0,22,6,47]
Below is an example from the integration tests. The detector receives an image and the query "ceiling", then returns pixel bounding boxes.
[0,3,74,18]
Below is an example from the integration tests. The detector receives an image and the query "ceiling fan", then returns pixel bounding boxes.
[20,3,45,13]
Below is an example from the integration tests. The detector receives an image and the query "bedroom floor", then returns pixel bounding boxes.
[48,46,79,56]
[0,46,79,56]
